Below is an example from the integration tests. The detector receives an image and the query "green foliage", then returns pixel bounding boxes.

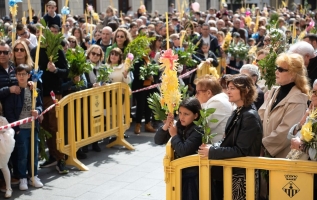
[39,126,52,161]
[268,13,279,28]
[65,46,93,87]
[96,65,113,83]
[226,42,249,60]
[139,61,160,80]
[124,35,155,63]
[258,27,286,89]
[39,19,64,63]
[0,22,6,40]
[148,92,167,121]
[174,41,198,67]
[193,108,218,144]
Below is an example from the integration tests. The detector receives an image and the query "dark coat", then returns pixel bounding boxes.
[154,121,203,158]
[30,48,69,97]
[307,56,317,88]
[209,105,263,180]
[194,34,221,57]
[4,86,42,133]
[193,49,219,67]
[43,13,62,28]
[0,62,17,103]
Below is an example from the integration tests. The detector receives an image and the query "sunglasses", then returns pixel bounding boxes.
[311,90,317,96]
[0,51,9,55]
[18,31,27,37]
[111,52,120,56]
[91,52,101,57]
[68,40,76,43]
[275,66,289,73]
[264,39,270,42]
[14,48,25,52]
[116,35,125,38]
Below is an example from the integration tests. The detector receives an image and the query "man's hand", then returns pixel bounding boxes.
[31,110,39,118]
[9,86,21,94]
[47,62,57,72]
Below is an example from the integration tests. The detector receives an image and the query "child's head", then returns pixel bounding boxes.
[15,64,31,85]
[46,1,57,14]
[201,43,209,53]
[178,97,201,127]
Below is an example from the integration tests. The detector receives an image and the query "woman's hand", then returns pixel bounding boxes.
[73,76,80,84]
[198,144,211,158]
[122,70,128,79]
[93,82,100,87]
[290,137,302,150]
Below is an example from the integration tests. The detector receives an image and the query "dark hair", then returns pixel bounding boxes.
[16,64,31,74]
[16,23,24,31]
[303,34,317,43]
[179,97,202,119]
[27,24,37,35]
[150,34,162,51]
[50,24,60,32]
[107,47,123,64]
[71,27,83,43]
[226,74,257,106]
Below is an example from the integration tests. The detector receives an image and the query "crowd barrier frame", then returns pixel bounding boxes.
[164,141,317,200]
[55,83,134,171]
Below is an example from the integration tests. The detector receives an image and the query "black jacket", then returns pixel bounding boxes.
[194,34,220,57]
[193,49,219,67]
[209,105,263,180]
[154,121,203,159]
[43,13,61,28]
[4,86,42,133]
[30,47,68,96]
[0,62,17,101]
[307,56,317,88]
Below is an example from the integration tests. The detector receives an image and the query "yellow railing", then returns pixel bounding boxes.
[55,82,134,171]
[164,141,317,200]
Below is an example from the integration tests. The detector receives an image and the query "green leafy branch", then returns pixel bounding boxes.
[139,61,160,80]
[39,19,64,63]
[174,41,198,67]
[124,35,155,63]
[226,42,249,60]
[39,127,52,161]
[65,46,93,87]
[193,108,218,144]
[96,65,113,83]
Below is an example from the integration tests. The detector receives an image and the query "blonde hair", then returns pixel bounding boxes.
[86,45,104,62]
[11,40,33,68]
[276,53,310,95]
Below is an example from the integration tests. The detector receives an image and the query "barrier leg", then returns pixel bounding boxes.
[106,136,134,150]
[66,152,89,171]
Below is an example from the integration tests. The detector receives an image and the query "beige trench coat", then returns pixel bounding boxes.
[258,86,308,158]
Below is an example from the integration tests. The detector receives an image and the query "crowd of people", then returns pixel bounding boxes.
[0,0,316,199]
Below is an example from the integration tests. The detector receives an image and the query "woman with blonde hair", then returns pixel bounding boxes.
[105,27,132,59]
[11,40,33,67]
[259,52,309,159]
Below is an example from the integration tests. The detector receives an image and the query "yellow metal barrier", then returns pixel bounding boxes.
[164,141,317,200]
[55,82,134,171]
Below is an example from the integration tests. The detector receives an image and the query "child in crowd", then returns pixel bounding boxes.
[154,97,202,200]
[0,112,15,198]
[4,64,43,191]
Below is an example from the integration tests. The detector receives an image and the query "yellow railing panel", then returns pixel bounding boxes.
[55,83,134,171]
[164,141,317,200]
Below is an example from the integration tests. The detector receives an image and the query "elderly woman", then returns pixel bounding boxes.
[195,75,233,142]
[259,53,309,159]
[198,74,263,200]
[240,64,264,110]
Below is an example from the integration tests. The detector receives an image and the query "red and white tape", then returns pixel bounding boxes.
[226,65,240,72]
[0,91,57,131]
[132,68,197,94]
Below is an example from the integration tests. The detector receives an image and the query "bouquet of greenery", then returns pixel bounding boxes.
[226,42,249,60]
[257,16,287,89]
[124,35,155,66]
[39,19,64,63]
[96,64,113,83]
[139,61,160,80]
[174,41,198,67]
[148,86,189,121]
[65,46,93,87]
[299,109,317,158]
[0,22,6,40]
[193,108,218,144]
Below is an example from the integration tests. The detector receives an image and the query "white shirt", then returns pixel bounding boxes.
[108,63,131,84]
[201,92,234,143]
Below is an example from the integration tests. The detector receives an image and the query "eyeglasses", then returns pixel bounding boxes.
[116,35,125,39]
[264,39,270,42]
[311,90,317,96]
[275,66,289,73]
[68,40,76,43]
[18,31,27,37]
[0,51,9,55]
[91,52,101,57]
[17,72,28,77]
[196,90,207,95]
[14,48,25,52]
[111,52,120,56]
